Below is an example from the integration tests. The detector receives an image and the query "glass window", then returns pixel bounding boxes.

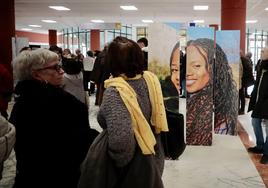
[107,31,114,43]
[62,25,133,52]
[100,31,105,50]
[246,28,268,74]
[127,27,132,35]
[121,26,126,33]
[136,27,147,39]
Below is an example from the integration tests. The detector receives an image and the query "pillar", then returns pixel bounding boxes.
[49,29,57,46]
[221,0,246,53]
[209,24,219,31]
[0,0,15,72]
[209,24,219,46]
[90,30,100,51]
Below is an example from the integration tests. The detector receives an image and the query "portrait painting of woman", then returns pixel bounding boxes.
[186,38,238,145]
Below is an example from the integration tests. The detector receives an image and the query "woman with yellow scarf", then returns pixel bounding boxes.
[96,36,168,187]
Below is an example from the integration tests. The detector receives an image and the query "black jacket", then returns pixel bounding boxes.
[241,56,254,87]
[248,60,268,119]
[161,76,179,111]
[10,80,93,188]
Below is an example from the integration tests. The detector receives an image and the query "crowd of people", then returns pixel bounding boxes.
[0,37,168,188]
[0,35,268,188]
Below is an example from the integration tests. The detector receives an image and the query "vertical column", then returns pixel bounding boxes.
[209,24,218,46]
[0,0,14,118]
[49,29,57,46]
[221,0,246,53]
[209,24,219,31]
[90,30,100,51]
[0,0,15,72]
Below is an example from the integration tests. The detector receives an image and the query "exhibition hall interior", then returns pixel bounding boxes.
[0,0,268,187]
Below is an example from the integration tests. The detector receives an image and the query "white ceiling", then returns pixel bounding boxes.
[15,0,268,33]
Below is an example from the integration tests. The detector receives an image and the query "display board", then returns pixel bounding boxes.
[186,27,215,145]
[214,30,239,135]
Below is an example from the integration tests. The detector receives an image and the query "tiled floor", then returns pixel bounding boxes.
[1,94,268,188]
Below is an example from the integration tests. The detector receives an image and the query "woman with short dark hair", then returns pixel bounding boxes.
[79,36,168,188]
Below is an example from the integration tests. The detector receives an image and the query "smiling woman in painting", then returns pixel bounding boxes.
[186,38,238,145]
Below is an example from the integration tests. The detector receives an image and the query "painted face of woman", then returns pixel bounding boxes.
[186,45,210,93]
[171,48,180,92]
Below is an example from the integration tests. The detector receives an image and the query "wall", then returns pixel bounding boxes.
[15,31,63,46]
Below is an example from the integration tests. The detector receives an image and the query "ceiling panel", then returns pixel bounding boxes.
[15,0,268,33]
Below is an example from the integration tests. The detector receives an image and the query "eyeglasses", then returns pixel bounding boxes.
[36,64,63,73]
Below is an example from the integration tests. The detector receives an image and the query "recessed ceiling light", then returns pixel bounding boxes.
[91,20,104,23]
[42,20,57,23]
[265,7,268,10]
[29,24,42,28]
[193,5,209,10]
[120,6,138,11]
[246,20,258,23]
[49,6,70,11]
[142,20,154,23]
[21,28,32,31]
[193,20,205,23]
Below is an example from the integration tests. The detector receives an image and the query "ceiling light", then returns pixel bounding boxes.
[29,24,42,28]
[21,28,32,31]
[193,5,209,10]
[246,20,258,23]
[142,20,154,23]
[193,20,204,23]
[49,6,70,11]
[42,20,57,23]
[120,6,138,11]
[265,7,268,10]
[91,20,104,23]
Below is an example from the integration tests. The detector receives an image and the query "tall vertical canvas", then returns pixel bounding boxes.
[148,23,186,159]
[215,30,239,135]
[186,27,214,145]
[148,23,181,111]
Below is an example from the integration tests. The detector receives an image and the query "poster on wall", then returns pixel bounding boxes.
[215,30,239,135]
[186,27,214,146]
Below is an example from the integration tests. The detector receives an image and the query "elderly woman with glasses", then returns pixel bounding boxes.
[10,49,97,188]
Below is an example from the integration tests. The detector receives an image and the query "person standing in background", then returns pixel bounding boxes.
[247,47,268,165]
[137,37,148,70]
[82,50,95,95]
[239,53,254,114]
[75,49,84,62]
[0,63,13,120]
[10,49,95,188]
[63,58,87,105]
[0,65,15,180]
[245,51,254,97]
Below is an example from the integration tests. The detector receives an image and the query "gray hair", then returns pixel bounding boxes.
[13,48,58,81]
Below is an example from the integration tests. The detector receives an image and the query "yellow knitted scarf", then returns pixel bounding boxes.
[104,71,168,155]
